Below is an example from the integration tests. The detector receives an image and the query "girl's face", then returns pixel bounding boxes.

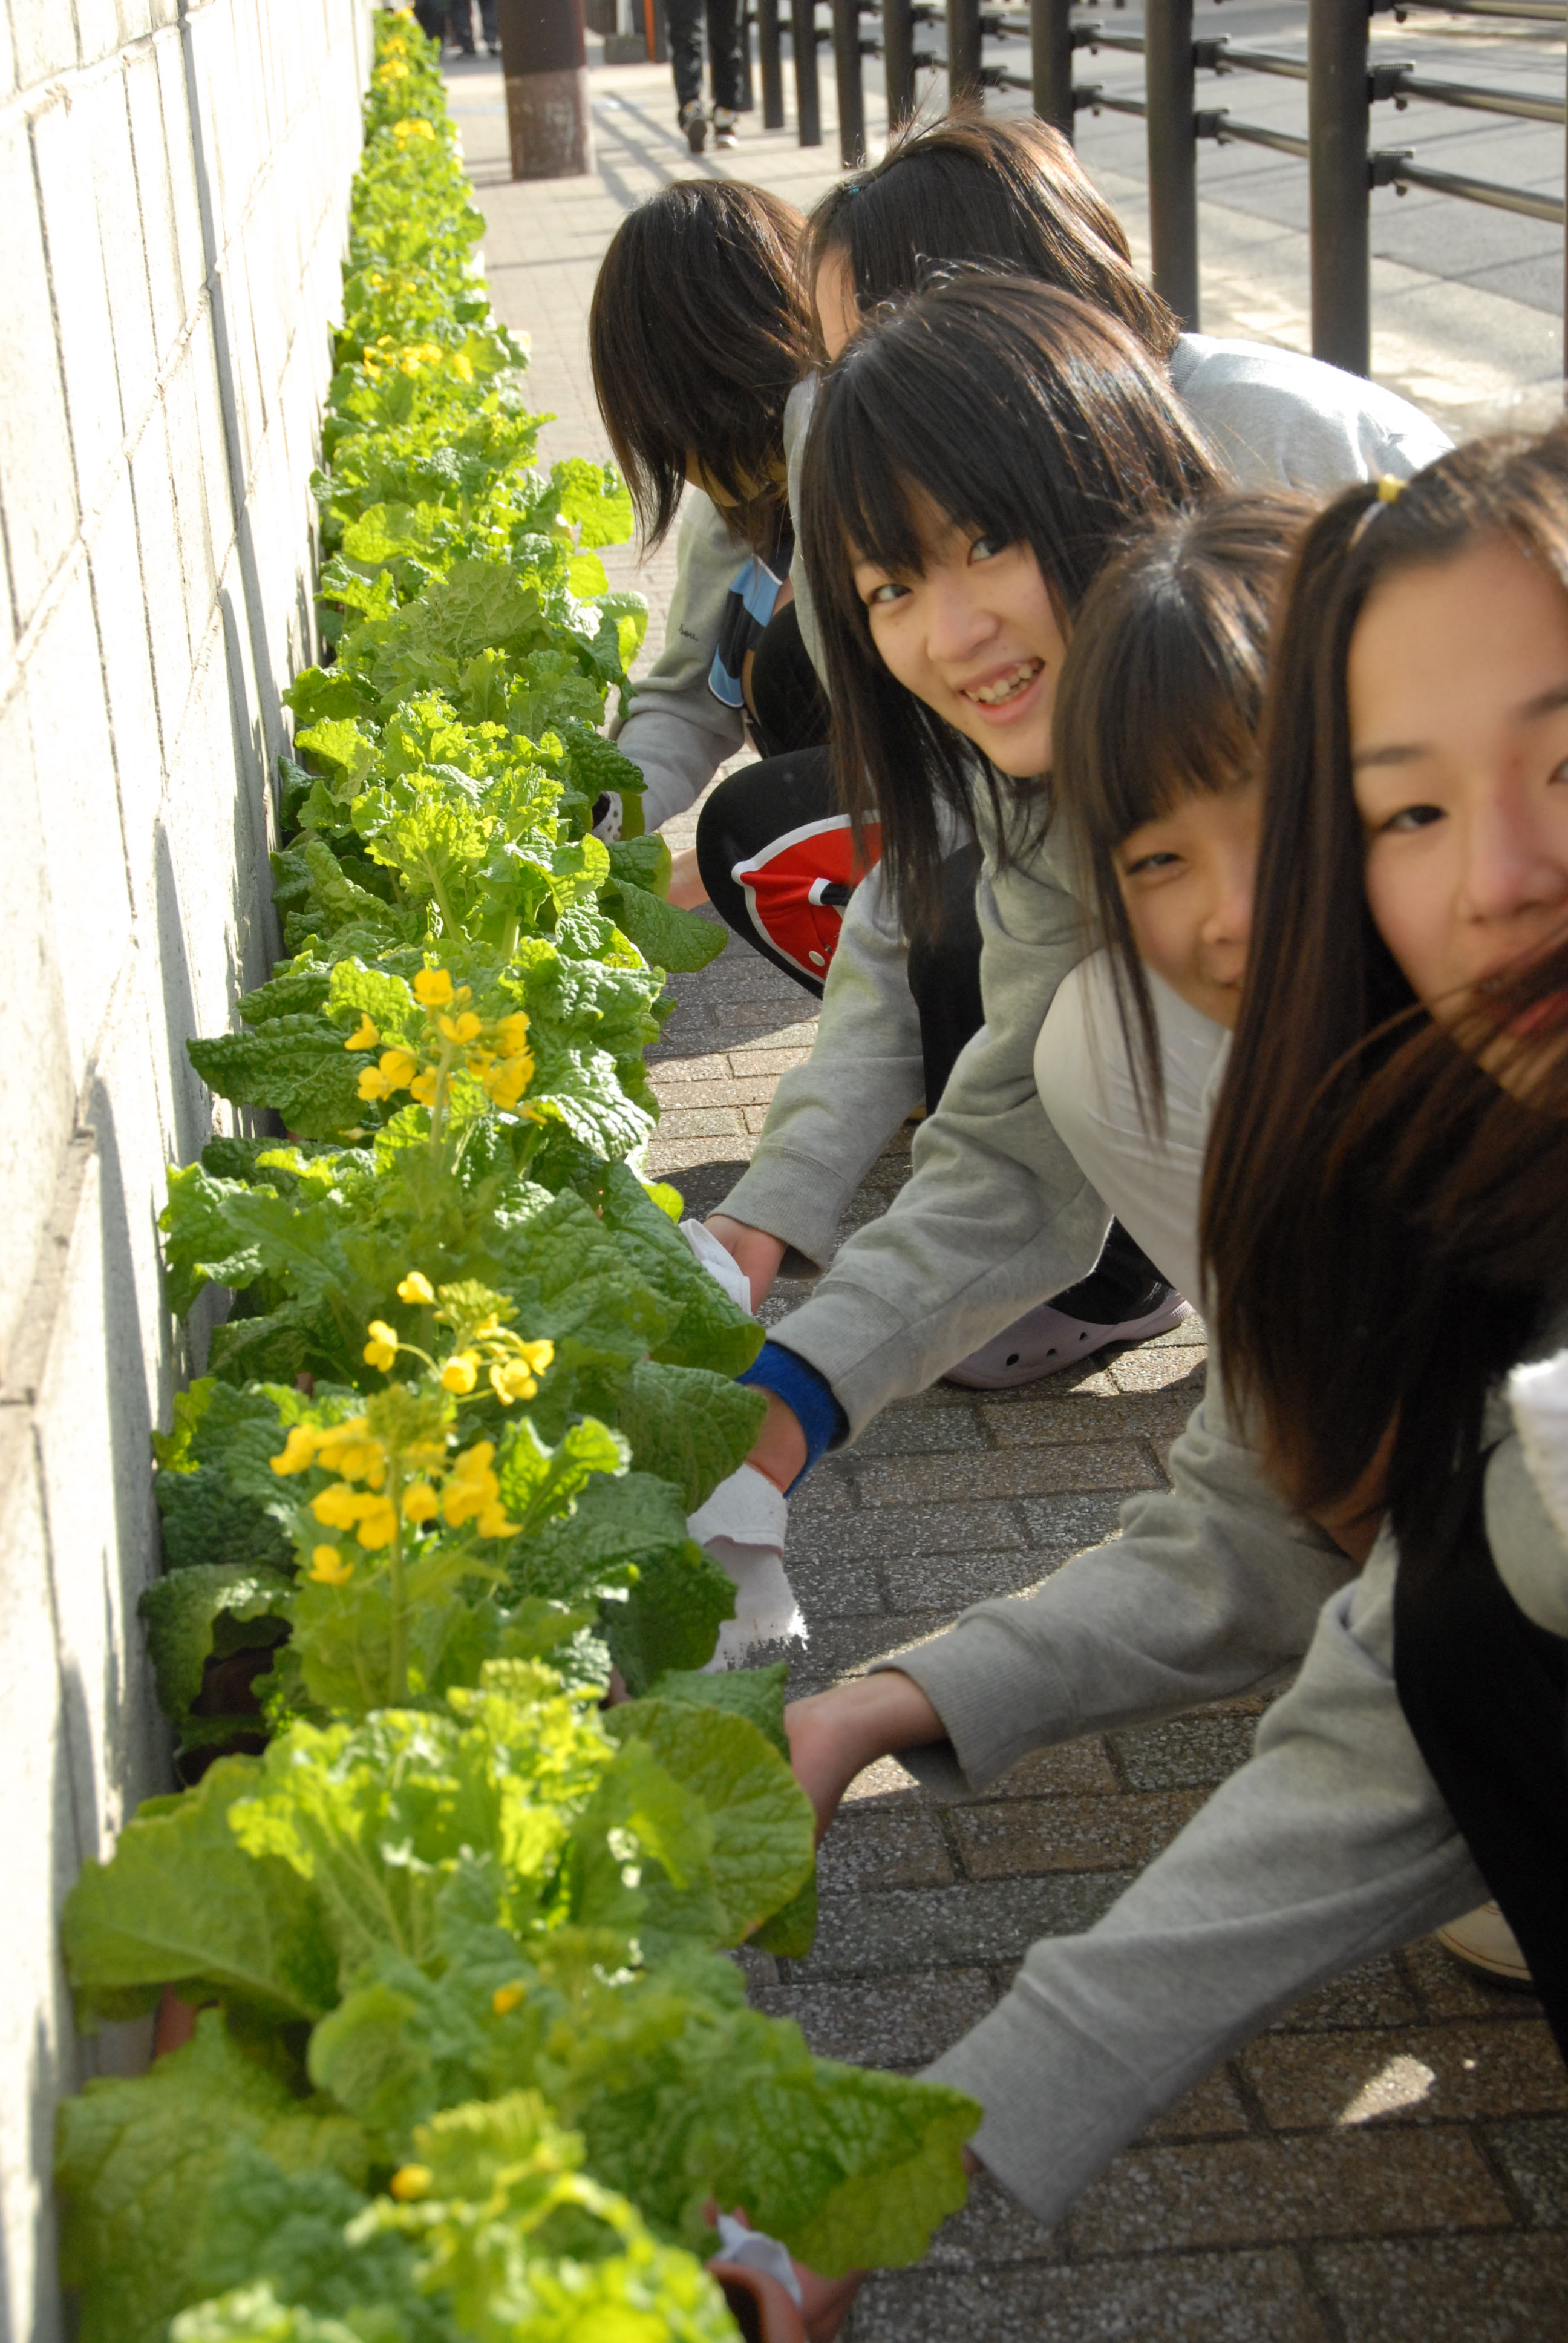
[1114,776,1261,1031]
[1348,534,1568,1021]
[851,492,1069,778]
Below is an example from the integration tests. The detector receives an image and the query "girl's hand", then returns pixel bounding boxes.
[795,2263,863,2339]
[784,1673,946,1841]
[667,846,710,908]
[706,1213,788,1311]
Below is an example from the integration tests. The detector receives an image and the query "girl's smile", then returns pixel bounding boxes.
[852,494,1068,778]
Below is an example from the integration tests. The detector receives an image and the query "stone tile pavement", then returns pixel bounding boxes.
[458,59,1568,2338]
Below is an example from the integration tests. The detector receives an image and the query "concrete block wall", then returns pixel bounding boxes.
[0,5,373,2335]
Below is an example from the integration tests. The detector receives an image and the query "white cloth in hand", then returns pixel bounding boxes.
[688,1464,806,1670]
[712,2212,803,2305]
[679,1218,754,1316]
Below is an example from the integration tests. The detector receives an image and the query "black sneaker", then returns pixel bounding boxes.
[679,99,707,152]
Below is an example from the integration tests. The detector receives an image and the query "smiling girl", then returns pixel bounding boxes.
[782,432,1568,2289]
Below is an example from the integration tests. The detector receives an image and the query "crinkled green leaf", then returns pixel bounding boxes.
[603,1540,737,1695]
[550,456,634,551]
[56,2012,366,2343]
[62,1757,338,2027]
[604,1698,812,1947]
[188,1017,369,1141]
[617,1362,767,1513]
[606,881,728,975]
[595,1168,763,1378]
[139,1562,292,1725]
[509,1469,690,1607]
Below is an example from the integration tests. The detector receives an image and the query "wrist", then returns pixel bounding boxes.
[748,1390,808,1495]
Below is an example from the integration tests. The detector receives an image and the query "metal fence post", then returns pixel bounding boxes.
[884,0,916,127]
[1144,0,1199,326]
[757,0,785,123]
[1308,0,1371,374]
[1031,0,1076,136]
[792,0,822,142]
[947,0,982,101]
[833,0,867,160]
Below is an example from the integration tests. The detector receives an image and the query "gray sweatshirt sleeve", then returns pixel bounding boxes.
[766,821,1110,1437]
[610,490,747,833]
[921,1532,1485,2224]
[885,1355,1354,1792]
[783,375,824,684]
[717,862,927,1265]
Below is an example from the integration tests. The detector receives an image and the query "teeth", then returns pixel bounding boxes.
[965,660,1041,706]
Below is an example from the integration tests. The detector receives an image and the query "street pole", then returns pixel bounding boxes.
[495,0,593,177]
[1145,0,1199,328]
[1308,0,1371,374]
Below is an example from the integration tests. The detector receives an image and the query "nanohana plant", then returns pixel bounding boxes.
[54,18,978,2341]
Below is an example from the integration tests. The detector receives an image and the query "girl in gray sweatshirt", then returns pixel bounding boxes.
[783,430,1568,2275]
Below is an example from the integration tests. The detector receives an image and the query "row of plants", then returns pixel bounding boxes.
[53,18,974,2343]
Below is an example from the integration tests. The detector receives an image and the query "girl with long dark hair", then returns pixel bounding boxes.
[782,432,1568,2294]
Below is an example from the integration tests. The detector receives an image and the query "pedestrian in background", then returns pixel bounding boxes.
[448,0,500,52]
[667,0,746,149]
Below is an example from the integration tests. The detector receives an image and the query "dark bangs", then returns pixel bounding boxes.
[798,275,1223,934]
[1052,493,1311,1126]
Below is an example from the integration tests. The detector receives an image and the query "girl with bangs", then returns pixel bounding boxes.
[779,433,1568,2325]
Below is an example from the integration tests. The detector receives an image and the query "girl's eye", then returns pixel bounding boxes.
[1380,802,1445,835]
[969,533,1008,564]
[864,580,908,608]
[1123,850,1181,878]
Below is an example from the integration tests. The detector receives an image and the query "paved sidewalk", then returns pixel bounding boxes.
[460,64,1568,2337]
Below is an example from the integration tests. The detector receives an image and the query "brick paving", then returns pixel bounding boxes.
[459,56,1568,2336]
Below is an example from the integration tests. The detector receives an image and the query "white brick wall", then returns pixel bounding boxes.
[0,7,371,2335]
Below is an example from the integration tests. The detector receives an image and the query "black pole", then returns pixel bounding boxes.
[792,0,822,142]
[947,0,982,102]
[883,0,915,126]
[832,0,867,162]
[495,0,593,175]
[1308,0,1371,373]
[1145,0,1198,327]
[758,0,785,125]
[1031,0,1075,135]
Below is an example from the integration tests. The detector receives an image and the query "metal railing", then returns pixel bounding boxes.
[756,0,1566,376]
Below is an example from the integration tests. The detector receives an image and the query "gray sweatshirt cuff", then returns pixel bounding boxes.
[877,1617,1079,1791]
[717,1146,855,1270]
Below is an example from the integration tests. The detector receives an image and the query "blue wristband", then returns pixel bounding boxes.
[739,1341,848,1488]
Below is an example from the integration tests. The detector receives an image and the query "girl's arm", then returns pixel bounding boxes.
[759,828,1110,1440]
[711,860,929,1274]
[611,490,748,833]
[920,1532,1484,2228]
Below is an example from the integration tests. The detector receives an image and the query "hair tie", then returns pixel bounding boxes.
[1376,476,1403,503]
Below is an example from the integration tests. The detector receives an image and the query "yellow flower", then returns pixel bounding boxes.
[443,1441,499,1525]
[379,1047,420,1089]
[492,1982,524,2016]
[439,1010,483,1044]
[440,1351,480,1396]
[408,1069,439,1107]
[476,1501,518,1541]
[354,1496,399,1550]
[391,116,436,140]
[489,1357,539,1406]
[345,1015,380,1052]
[309,1545,354,1587]
[413,967,455,1009]
[495,1011,531,1058]
[402,1481,439,1524]
[520,1339,555,1375]
[484,1052,533,1112]
[270,1424,322,1477]
[316,1423,384,1484]
[358,1066,392,1102]
[452,350,474,383]
[364,1322,399,1374]
[375,57,411,79]
[389,2165,432,2202]
[397,1270,435,1305]
[311,1482,370,1530]
[465,1049,496,1079]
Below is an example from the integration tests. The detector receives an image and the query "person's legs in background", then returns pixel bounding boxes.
[447,0,477,50]
[665,0,709,145]
[704,0,748,143]
[478,0,500,49]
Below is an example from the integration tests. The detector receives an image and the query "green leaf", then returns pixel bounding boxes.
[618,1362,768,1513]
[172,2289,362,2343]
[62,1757,338,2027]
[139,1563,292,1726]
[187,1018,369,1141]
[509,1469,690,1606]
[550,456,634,551]
[604,1697,812,1947]
[495,1415,627,1539]
[595,1167,763,1378]
[606,881,729,975]
[603,1541,737,1694]
[606,834,670,896]
[648,1662,790,1755]
[56,2012,366,2343]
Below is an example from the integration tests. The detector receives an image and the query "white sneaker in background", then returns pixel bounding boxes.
[712,106,739,147]
[1434,1901,1534,1987]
